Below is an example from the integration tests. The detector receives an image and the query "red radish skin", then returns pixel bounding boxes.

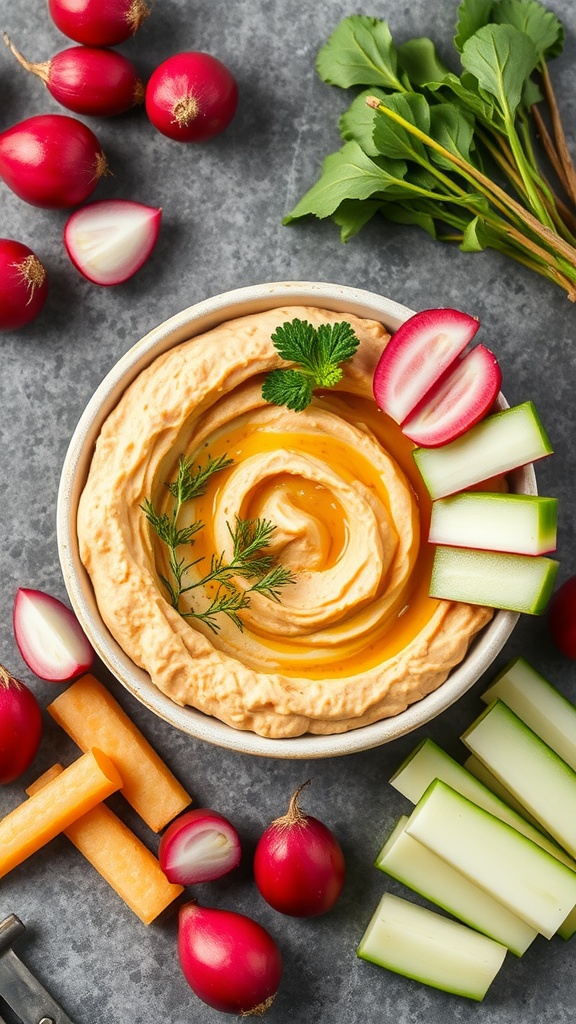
[3,36,144,117]
[178,902,282,1015]
[373,307,480,424]
[13,587,94,682]
[0,239,48,331]
[64,200,161,285]
[145,52,239,142]
[401,344,502,447]
[48,0,151,47]
[0,114,109,209]
[253,781,346,917]
[159,809,241,885]
[0,664,42,784]
[549,576,576,658]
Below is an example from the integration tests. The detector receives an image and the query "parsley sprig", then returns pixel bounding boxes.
[262,318,360,411]
[141,453,296,633]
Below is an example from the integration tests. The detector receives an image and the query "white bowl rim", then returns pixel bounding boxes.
[57,280,532,759]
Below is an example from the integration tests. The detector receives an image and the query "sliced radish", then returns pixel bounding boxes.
[413,401,553,500]
[429,546,559,614]
[64,199,161,286]
[401,344,501,447]
[13,587,94,682]
[428,493,558,556]
[159,808,241,885]
[372,307,480,424]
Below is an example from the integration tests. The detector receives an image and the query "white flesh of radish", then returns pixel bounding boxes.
[413,401,552,500]
[405,779,576,938]
[428,493,558,555]
[462,699,576,859]
[64,201,161,285]
[481,657,576,771]
[389,738,576,870]
[401,344,501,447]
[14,589,92,680]
[372,308,479,424]
[358,891,507,1000]
[169,828,235,877]
[429,545,559,614]
[376,815,537,955]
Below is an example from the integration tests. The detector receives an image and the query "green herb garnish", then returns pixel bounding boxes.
[284,1,576,300]
[141,454,296,633]
[262,318,360,411]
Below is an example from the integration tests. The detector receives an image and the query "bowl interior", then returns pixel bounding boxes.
[57,281,532,759]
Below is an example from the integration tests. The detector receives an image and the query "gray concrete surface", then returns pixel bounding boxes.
[1,1,575,1022]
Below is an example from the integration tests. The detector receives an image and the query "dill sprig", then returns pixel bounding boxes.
[141,453,296,633]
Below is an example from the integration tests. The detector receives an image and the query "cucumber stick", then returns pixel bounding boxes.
[428,493,557,555]
[389,738,576,870]
[462,699,576,858]
[357,891,507,1000]
[463,754,547,831]
[413,401,552,500]
[375,815,537,955]
[429,545,559,614]
[481,657,576,771]
[405,779,576,937]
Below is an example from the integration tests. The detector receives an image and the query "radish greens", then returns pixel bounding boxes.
[285,0,576,299]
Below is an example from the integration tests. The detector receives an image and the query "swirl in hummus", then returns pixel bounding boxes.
[77,306,493,738]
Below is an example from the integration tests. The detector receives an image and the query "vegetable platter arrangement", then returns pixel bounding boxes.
[2,2,576,1024]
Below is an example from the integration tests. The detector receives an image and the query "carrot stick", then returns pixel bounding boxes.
[26,766,184,925]
[0,748,121,880]
[47,674,191,832]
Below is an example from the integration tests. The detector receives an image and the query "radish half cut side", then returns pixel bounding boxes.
[401,345,502,447]
[372,307,480,424]
[64,199,162,285]
[13,587,94,681]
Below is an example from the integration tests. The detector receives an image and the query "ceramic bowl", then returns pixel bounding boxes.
[57,281,533,759]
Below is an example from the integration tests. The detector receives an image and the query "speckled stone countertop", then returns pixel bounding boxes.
[1,1,576,1022]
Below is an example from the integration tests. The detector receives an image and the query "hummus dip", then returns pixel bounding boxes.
[78,306,492,738]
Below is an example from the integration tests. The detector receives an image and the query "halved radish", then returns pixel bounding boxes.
[159,808,242,885]
[13,587,94,681]
[372,307,480,424]
[64,199,161,285]
[401,345,502,447]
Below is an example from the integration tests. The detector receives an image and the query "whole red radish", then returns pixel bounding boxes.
[254,780,346,917]
[47,0,151,46]
[14,587,94,682]
[0,664,42,784]
[0,114,108,209]
[0,239,48,331]
[145,52,238,142]
[549,576,576,658]
[4,36,144,117]
[178,901,282,1015]
[372,307,480,425]
[159,808,241,885]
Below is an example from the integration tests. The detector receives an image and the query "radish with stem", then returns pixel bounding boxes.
[3,35,144,118]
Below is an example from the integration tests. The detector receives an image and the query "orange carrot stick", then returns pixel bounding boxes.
[47,674,191,832]
[0,748,121,880]
[26,766,184,925]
